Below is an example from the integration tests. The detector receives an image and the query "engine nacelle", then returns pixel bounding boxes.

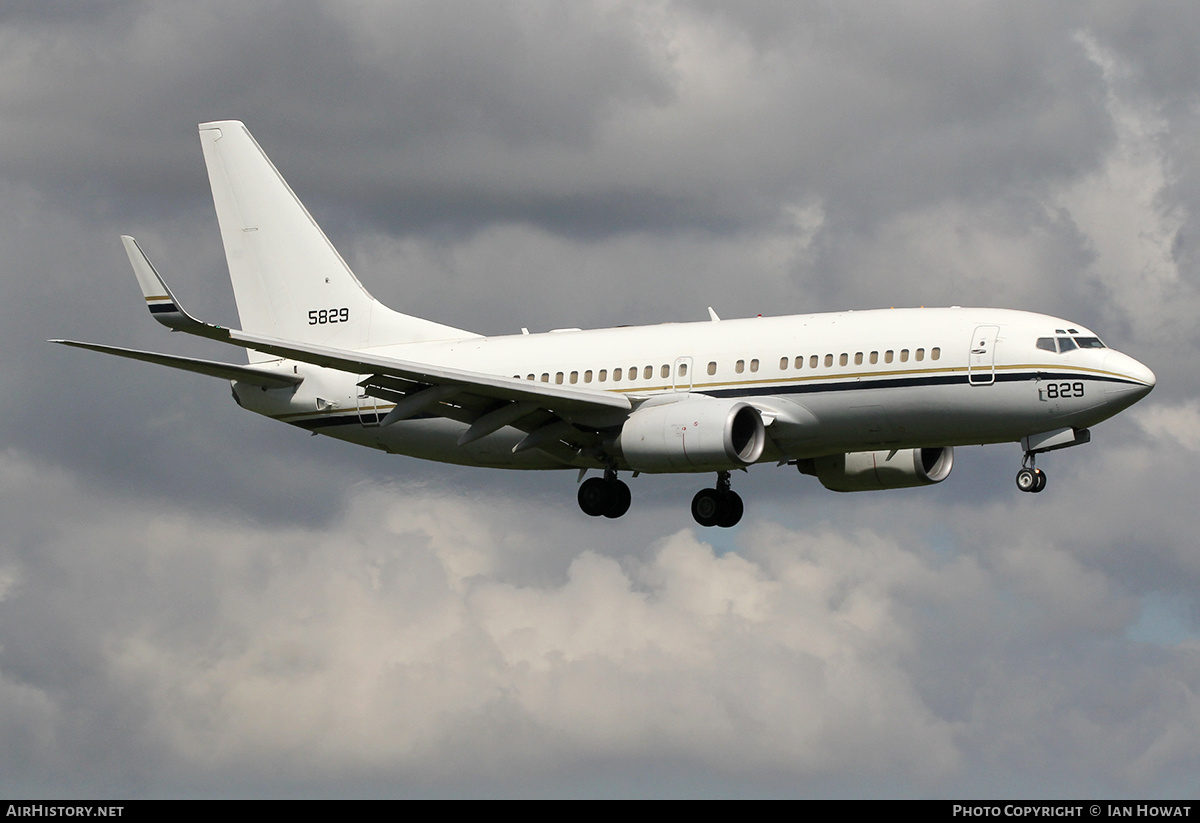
[798,447,954,492]
[617,397,767,473]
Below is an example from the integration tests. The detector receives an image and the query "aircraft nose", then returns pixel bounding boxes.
[1103,350,1155,401]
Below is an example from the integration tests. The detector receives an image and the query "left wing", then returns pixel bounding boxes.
[66,237,635,460]
[51,340,303,389]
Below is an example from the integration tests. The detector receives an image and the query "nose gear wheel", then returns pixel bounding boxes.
[1016,455,1047,493]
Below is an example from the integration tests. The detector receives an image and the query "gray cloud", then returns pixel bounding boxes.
[2,0,1198,797]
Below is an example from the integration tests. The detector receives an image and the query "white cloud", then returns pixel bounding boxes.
[5,443,1200,795]
[1135,399,1200,452]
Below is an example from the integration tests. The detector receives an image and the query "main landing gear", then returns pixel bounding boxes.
[691,471,743,528]
[576,469,745,526]
[578,468,632,519]
[1015,454,1047,493]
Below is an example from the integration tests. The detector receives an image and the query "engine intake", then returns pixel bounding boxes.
[798,447,954,492]
[618,397,766,473]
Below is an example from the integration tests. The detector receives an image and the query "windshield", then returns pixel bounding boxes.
[1036,335,1106,353]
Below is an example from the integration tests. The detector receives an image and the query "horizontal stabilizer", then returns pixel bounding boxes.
[51,340,302,389]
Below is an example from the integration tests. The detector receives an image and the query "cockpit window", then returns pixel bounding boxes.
[1039,335,1106,353]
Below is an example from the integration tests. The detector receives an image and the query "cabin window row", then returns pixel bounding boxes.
[512,346,941,384]
[516,363,686,385]
[769,347,940,371]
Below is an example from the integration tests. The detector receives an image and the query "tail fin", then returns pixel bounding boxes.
[198,121,474,363]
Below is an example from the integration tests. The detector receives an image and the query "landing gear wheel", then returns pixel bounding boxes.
[1016,467,1037,492]
[691,488,722,527]
[716,490,743,528]
[1031,468,1047,493]
[579,475,632,518]
[692,488,744,528]
[578,477,613,516]
[604,480,631,518]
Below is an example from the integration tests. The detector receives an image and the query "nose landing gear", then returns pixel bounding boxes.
[578,468,632,518]
[691,471,744,528]
[1015,455,1047,493]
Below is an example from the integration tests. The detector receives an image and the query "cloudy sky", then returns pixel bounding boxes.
[2,0,1199,798]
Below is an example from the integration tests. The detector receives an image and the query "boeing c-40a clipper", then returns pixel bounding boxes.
[56,121,1156,527]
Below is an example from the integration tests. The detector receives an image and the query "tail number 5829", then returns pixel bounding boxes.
[308,308,349,325]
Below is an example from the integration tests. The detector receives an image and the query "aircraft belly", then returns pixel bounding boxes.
[770,380,1051,456]
[318,416,572,470]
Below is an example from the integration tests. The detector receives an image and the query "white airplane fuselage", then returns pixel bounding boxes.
[231,306,1154,471]
[56,121,1155,526]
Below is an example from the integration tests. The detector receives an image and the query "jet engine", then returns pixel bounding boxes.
[617,397,766,472]
[797,447,954,492]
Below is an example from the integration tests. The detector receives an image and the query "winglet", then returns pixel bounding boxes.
[121,236,226,340]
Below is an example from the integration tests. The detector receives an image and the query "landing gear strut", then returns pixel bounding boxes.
[578,468,632,518]
[691,471,744,528]
[1015,454,1047,493]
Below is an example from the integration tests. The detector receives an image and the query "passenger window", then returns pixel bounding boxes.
[839,353,848,366]
[599,369,608,382]
[645,365,653,379]
[613,368,622,380]
[736,360,745,374]
[750,359,759,373]
[884,350,894,363]
[810,355,818,368]
[678,363,688,377]
[661,364,670,378]
[870,351,878,364]
[584,370,592,383]
[526,374,535,381]
[556,372,564,384]
[915,348,924,361]
[824,354,833,367]
[1057,337,1077,352]
[900,349,909,362]
[795,356,804,369]
[780,357,789,370]
[541,373,549,382]
[854,352,863,365]
[628,367,637,381]
[707,361,716,376]
[570,371,578,384]
[931,347,940,360]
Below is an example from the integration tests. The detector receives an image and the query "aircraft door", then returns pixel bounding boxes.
[673,357,693,392]
[968,325,1000,386]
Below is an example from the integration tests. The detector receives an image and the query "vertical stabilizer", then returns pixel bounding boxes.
[198,121,474,362]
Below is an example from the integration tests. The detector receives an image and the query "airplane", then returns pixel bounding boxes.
[54,120,1157,528]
